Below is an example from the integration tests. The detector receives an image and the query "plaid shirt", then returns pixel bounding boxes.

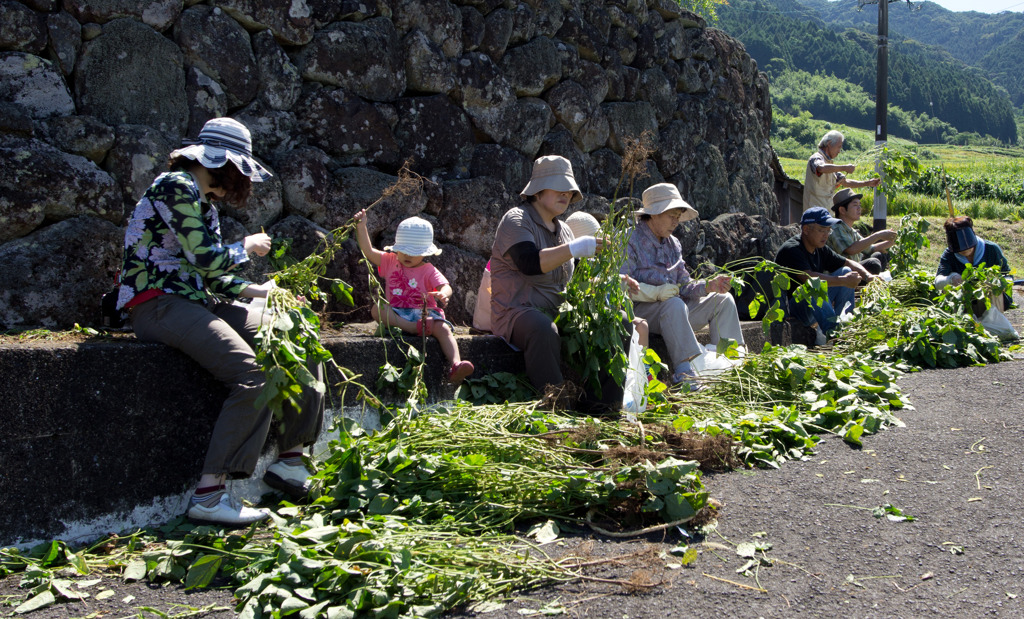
[827,220,868,260]
[621,220,706,300]
[116,171,250,309]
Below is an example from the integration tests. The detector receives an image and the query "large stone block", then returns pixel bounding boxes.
[42,114,115,164]
[393,95,474,174]
[453,51,517,144]
[75,18,187,136]
[602,101,658,155]
[500,34,561,97]
[213,0,340,46]
[45,11,81,76]
[174,5,258,109]
[102,124,173,205]
[295,87,401,168]
[0,0,47,54]
[392,0,463,58]
[403,30,456,95]
[0,52,74,119]
[435,176,517,258]
[0,137,121,243]
[299,18,406,103]
[253,30,302,111]
[0,216,122,329]
[64,0,183,31]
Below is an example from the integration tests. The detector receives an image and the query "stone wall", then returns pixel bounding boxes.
[0,0,785,329]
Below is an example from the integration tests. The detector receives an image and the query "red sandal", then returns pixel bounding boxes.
[448,361,474,385]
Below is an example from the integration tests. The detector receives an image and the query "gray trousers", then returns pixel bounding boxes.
[131,295,324,479]
[509,307,563,391]
[633,293,745,370]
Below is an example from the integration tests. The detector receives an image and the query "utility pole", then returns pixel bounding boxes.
[872,0,888,232]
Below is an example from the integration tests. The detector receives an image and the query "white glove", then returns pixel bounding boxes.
[631,282,679,303]
[568,236,597,258]
[656,283,680,301]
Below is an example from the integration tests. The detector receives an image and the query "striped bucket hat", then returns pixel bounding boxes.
[169,117,271,182]
[384,217,442,257]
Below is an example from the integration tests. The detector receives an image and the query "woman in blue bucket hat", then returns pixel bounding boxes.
[116,117,325,526]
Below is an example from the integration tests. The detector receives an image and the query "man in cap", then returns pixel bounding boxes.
[803,130,880,213]
[774,206,874,342]
[827,188,896,275]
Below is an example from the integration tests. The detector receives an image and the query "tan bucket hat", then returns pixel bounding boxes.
[519,155,583,203]
[565,211,601,238]
[637,183,698,221]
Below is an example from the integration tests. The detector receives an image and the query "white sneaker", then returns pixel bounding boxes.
[187,492,270,527]
[263,460,313,500]
[814,325,827,346]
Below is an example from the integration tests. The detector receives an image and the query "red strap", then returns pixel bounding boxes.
[124,289,166,309]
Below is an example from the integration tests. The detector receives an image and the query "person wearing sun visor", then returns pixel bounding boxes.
[935,216,1014,324]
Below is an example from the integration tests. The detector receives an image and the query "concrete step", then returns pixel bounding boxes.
[0,319,811,546]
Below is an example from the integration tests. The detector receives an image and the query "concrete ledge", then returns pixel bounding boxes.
[0,319,807,545]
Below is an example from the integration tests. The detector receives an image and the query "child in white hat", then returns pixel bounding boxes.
[354,210,474,385]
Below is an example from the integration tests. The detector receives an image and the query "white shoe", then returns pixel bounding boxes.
[814,325,827,346]
[263,460,313,500]
[187,492,269,527]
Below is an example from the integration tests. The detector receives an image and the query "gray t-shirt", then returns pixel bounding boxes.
[489,203,574,341]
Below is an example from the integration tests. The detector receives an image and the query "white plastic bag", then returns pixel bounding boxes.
[472,266,492,332]
[691,343,745,377]
[979,306,1018,341]
[622,329,647,414]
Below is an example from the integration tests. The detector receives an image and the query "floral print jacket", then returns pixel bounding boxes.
[116,171,250,309]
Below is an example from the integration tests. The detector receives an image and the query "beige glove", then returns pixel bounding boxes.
[631,282,680,303]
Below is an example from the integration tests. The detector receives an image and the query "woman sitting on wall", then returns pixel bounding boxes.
[116,117,325,527]
[488,155,603,392]
[622,183,745,386]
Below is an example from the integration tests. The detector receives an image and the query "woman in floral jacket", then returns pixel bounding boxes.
[117,118,323,526]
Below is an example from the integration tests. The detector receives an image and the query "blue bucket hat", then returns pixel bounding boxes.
[800,206,841,227]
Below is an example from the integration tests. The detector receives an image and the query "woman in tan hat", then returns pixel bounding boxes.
[117,117,324,526]
[489,155,603,391]
[622,183,744,386]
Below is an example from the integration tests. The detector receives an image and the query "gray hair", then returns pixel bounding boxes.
[818,130,844,150]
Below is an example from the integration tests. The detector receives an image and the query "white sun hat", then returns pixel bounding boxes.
[168,117,271,182]
[565,211,601,238]
[384,217,442,257]
[519,155,583,203]
[637,183,698,221]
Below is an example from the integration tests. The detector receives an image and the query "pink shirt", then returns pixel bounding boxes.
[378,252,449,315]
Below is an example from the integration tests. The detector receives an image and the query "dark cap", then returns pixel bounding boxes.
[800,206,841,227]
[831,188,863,214]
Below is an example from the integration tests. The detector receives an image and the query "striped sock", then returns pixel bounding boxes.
[277,451,305,466]
[190,485,225,508]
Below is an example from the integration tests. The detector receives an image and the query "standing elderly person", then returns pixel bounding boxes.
[622,183,744,385]
[774,207,873,343]
[489,156,602,392]
[827,188,896,275]
[117,118,324,526]
[803,130,881,212]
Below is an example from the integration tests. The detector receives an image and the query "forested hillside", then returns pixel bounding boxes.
[800,0,1024,108]
[717,0,1019,143]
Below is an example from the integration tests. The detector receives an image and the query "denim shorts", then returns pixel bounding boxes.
[392,307,449,326]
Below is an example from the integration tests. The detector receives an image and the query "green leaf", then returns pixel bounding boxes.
[184,554,222,590]
[15,590,55,614]
[123,559,147,582]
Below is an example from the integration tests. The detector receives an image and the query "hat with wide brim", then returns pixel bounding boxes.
[519,155,583,203]
[831,187,863,213]
[169,117,271,182]
[637,183,698,221]
[565,211,601,238]
[384,216,442,257]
